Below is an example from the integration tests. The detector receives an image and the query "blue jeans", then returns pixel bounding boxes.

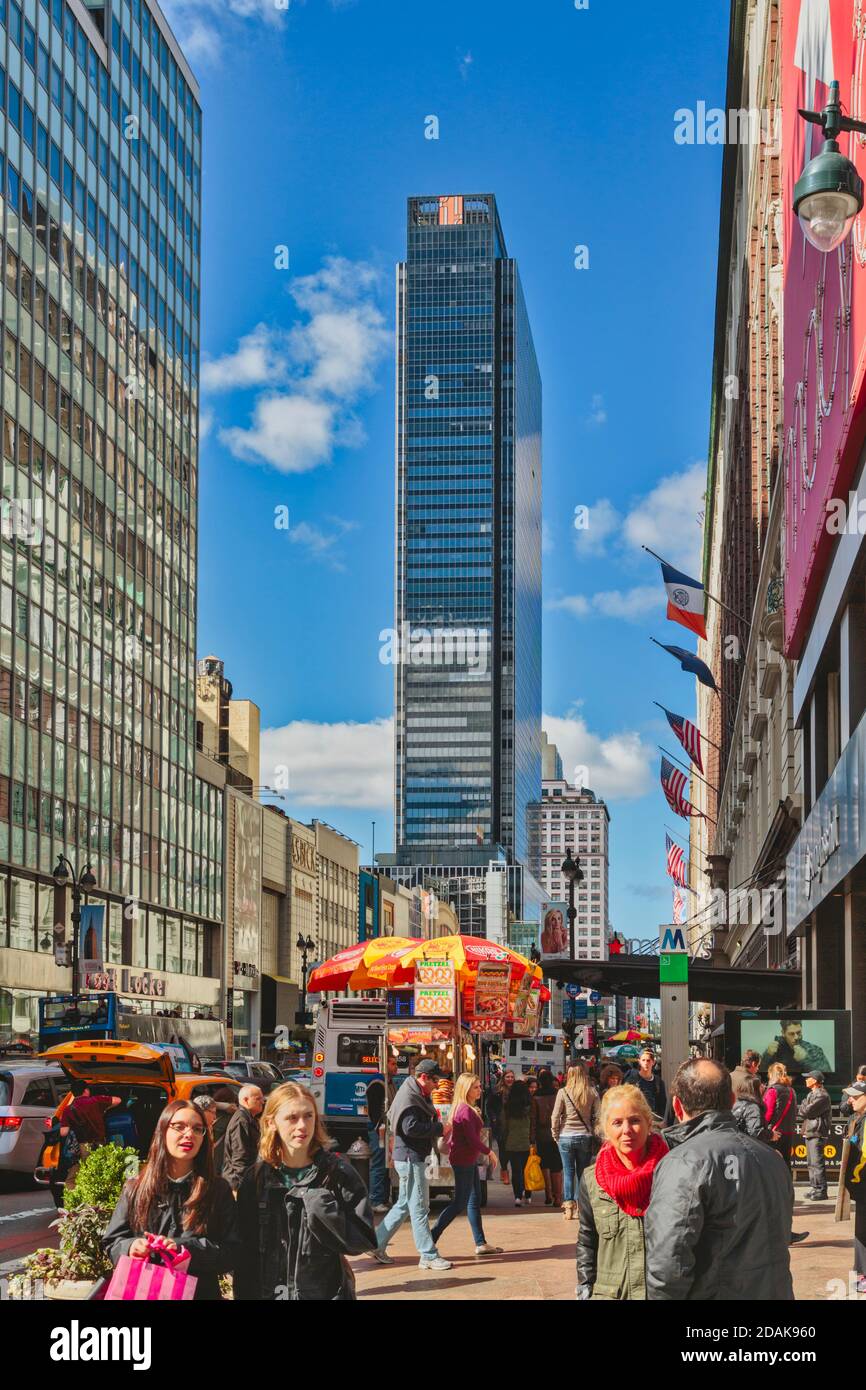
[368,1125,387,1205]
[376,1159,438,1259]
[558,1135,594,1203]
[431,1163,486,1248]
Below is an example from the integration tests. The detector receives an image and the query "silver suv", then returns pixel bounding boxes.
[0,1062,66,1176]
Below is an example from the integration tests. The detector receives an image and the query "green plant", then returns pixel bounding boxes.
[15,1143,139,1291]
[65,1142,139,1211]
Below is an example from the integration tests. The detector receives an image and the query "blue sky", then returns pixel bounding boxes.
[164,0,729,938]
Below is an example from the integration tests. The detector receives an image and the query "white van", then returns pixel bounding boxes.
[503,1033,566,1075]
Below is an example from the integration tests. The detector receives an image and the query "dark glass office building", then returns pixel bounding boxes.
[394,193,542,867]
[0,0,222,1042]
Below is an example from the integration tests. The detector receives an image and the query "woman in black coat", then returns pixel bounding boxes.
[102,1098,241,1301]
[235,1082,376,1301]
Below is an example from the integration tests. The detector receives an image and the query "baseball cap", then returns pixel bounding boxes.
[803,1071,824,1084]
[414,1059,445,1079]
[843,1081,866,1099]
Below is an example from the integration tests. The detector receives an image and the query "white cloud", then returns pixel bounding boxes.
[572,497,621,558]
[260,716,393,809]
[219,395,337,474]
[548,585,659,623]
[571,463,707,574]
[622,461,706,575]
[199,409,214,442]
[162,0,285,65]
[543,711,653,801]
[286,517,358,569]
[202,323,289,393]
[548,594,590,617]
[213,258,387,474]
[458,51,473,79]
[585,392,607,428]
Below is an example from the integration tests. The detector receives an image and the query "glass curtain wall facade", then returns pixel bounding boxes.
[395,194,541,865]
[0,0,220,1004]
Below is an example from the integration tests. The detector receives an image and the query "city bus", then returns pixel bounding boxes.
[38,993,226,1065]
[502,1031,567,1075]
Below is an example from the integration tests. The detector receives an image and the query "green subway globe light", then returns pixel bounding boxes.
[794,80,866,254]
[794,142,863,253]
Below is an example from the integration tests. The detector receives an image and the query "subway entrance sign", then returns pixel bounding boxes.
[658,926,688,984]
[659,952,688,983]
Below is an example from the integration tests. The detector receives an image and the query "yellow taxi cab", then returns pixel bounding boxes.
[34,1038,240,1200]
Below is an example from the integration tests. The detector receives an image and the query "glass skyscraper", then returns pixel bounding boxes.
[0,0,221,1043]
[393,193,542,866]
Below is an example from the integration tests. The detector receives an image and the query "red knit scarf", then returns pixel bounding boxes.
[594,1132,669,1217]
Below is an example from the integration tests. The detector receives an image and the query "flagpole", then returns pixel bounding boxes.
[642,545,752,629]
[659,745,721,796]
[664,823,712,856]
[652,702,721,752]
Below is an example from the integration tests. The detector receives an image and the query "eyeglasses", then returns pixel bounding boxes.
[167,1121,206,1137]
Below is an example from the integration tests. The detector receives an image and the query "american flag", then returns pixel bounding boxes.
[660,756,702,819]
[673,887,685,925]
[661,706,704,774]
[665,833,687,886]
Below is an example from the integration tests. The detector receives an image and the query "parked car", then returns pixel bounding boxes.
[277,1068,311,1084]
[211,1059,284,1093]
[0,1062,66,1179]
[34,1039,242,1204]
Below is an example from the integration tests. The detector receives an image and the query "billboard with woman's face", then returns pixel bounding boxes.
[540,900,569,960]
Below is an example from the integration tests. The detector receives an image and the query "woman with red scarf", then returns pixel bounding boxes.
[575,1084,668,1300]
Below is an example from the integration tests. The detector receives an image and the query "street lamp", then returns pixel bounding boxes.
[561,848,584,960]
[296,933,316,1031]
[794,80,866,252]
[53,854,97,997]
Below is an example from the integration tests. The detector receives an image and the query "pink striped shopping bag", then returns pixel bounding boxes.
[104,1235,197,1301]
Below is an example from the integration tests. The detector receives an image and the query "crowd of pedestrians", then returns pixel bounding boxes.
[90,1048,866,1301]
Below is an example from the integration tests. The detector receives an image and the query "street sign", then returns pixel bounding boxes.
[659,952,688,984]
[565,983,581,999]
[589,991,601,1004]
[573,1001,588,1020]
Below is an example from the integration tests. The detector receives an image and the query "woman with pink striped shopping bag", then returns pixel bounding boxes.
[102,1098,241,1301]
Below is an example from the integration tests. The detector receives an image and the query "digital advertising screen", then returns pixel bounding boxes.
[724,1011,852,1086]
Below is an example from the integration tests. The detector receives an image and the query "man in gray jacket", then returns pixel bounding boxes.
[373,1059,451,1271]
[798,1071,831,1200]
[644,1058,794,1300]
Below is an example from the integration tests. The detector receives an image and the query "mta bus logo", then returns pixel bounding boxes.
[659,928,687,953]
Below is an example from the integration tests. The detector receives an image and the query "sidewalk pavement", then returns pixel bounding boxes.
[351,1175,858,1301]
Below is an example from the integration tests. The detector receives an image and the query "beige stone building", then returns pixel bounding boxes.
[195,655,261,794]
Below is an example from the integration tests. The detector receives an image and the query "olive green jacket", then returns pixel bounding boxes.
[575,1164,647,1300]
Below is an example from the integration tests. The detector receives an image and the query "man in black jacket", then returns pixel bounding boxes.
[221,1085,263,1192]
[645,1058,794,1300]
[798,1071,831,1200]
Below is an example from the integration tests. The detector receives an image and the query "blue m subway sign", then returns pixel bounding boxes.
[659,927,687,952]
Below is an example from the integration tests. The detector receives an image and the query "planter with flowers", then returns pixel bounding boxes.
[8,1142,139,1300]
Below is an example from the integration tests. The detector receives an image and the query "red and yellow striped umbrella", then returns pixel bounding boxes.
[307,937,417,994]
[365,935,544,988]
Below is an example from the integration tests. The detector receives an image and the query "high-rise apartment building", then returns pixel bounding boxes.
[0,0,214,1045]
[393,193,542,867]
[527,748,610,961]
